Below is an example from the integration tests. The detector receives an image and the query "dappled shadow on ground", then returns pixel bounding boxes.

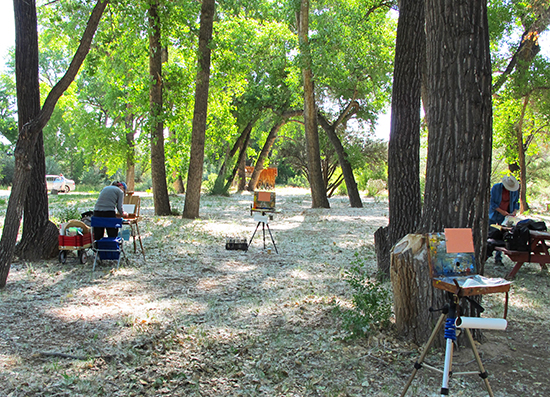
[0,188,548,396]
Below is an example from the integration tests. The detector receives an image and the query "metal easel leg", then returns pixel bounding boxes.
[265,223,278,254]
[249,222,262,247]
[441,316,457,396]
[401,312,447,397]
[464,327,495,397]
[262,222,266,249]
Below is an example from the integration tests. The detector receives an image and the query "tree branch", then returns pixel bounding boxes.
[492,5,550,94]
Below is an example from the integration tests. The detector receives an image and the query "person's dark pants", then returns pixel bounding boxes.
[93,210,118,245]
[489,213,505,261]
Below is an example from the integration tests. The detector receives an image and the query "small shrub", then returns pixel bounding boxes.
[288,174,309,188]
[203,173,218,194]
[334,253,392,338]
[365,179,386,197]
[336,182,348,196]
[51,203,83,224]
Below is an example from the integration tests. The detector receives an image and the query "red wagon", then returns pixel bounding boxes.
[58,220,93,264]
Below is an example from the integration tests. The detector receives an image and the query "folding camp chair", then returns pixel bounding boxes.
[91,216,127,271]
[123,194,145,259]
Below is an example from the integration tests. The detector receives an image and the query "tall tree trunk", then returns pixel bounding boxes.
[298,0,329,209]
[213,120,255,195]
[148,0,171,215]
[237,155,246,192]
[422,0,493,268]
[401,0,492,341]
[0,0,108,288]
[13,0,58,261]
[224,129,251,192]
[183,0,215,219]
[317,104,363,208]
[247,110,302,192]
[379,0,424,277]
[517,95,529,213]
[392,0,493,343]
[125,111,136,192]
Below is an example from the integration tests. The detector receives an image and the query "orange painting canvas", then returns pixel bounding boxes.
[444,228,475,253]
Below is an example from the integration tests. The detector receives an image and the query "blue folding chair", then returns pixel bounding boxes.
[91,217,127,271]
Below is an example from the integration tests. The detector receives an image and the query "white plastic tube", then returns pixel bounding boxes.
[455,317,507,330]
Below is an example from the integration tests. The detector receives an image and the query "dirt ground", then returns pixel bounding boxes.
[0,187,549,396]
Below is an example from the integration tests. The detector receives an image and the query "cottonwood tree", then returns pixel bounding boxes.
[391,0,494,343]
[492,56,550,212]
[148,0,171,215]
[247,111,303,192]
[183,0,215,219]
[375,0,424,277]
[0,0,108,288]
[298,0,329,208]
[310,0,394,208]
[317,103,363,207]
[12,0,52,261]
[491,1,550,94]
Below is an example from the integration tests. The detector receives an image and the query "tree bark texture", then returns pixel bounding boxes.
[148,0,171,216]
[374,226,390,278]
[387,0,424,251]
[298,0,329,209]
[183,0,215,219]
[422,0,493,271]
[125,111,136,192]
[12,0,57,261]
[0,0,108,288]
[237,154,246,192]
[390,234,447,346]
[317,105,363,208]
[247,111,302,192]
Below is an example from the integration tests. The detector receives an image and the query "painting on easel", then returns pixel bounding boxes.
[253,191,276,211]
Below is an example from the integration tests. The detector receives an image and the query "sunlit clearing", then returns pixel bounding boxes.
[196,277,222,291]
[290,268,314,280]
[154,218,173,227]
[217,261,257,273]
[276,215,304,230]
[0,353,18,369]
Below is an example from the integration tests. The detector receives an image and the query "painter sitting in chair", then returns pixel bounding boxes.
[93,181,128,242]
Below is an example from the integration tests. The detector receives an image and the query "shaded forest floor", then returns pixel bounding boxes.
[0,187,549,396]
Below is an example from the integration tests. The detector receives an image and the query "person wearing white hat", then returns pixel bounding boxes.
[488,175,520,265]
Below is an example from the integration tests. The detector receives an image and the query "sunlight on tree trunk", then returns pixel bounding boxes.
[298,0,329,209]
[148,0,171,216]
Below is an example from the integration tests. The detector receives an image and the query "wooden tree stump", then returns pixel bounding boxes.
[390,234,447,346]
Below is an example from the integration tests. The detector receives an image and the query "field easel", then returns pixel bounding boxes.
[400,228,511,397]
[249,191,278,253]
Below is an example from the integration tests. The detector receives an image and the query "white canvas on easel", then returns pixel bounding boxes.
[123,204,136,215]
